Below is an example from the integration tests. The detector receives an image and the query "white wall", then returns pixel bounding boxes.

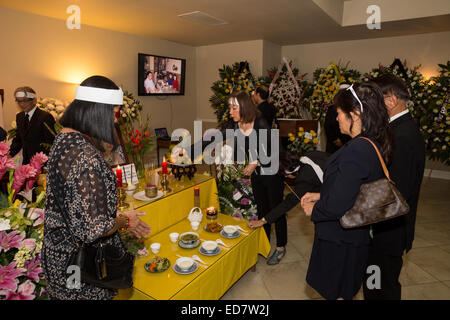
[282,31,450,81]
[0,7,197,135]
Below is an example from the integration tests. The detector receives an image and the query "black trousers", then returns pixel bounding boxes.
[362,243,404,300]
[251,173,286,247]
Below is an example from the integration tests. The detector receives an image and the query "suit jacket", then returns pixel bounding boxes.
[10,108,56,164]
[257,101,276,128]
[265,151,329,224]
[372,113,425,254]
[311,136,384,245]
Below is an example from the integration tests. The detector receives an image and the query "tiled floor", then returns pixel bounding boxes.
[221,177,450,300]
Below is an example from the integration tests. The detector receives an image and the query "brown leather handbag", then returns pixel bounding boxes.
[339,137,409,229]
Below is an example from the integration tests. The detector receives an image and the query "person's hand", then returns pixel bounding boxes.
[301,201,315,217]
[120,210,151,239]
[243,163,258,176]
[247,219,265,229]
[300,192,320,207]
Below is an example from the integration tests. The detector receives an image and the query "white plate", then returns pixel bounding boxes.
[133,190,164,202]
[220,230,240,239]
[198,245,222,256]
[173,261,199,275]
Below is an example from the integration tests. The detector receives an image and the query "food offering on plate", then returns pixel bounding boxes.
[204,221,223,233]
[178,232,201,249]
[220,225,240,239]
[205,207,218,220]
[173,257,198,274]
[144,256,170,273]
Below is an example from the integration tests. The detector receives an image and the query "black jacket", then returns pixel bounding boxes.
[311,136,384,245]
[372,113,425,254]
[265,151,329,224]
[10,108,56,164]
[257,101,276,128]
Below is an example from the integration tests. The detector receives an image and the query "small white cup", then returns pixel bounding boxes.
[169,232,179,243]
[191,221,200,231]
[150,243,161,254]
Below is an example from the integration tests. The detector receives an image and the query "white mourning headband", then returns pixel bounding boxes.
[228,97,239,107]
[75,86,123,105]
[346,84,364,113]
[15,91,36,99]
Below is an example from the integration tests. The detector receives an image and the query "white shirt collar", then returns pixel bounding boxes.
[389,109,409,123]
[26,106,38,119]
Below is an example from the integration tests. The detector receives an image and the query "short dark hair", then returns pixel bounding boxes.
[59,75,120,152]
[228,91,260,123]
[334,82,393,164]
[373,74,410,101]
[255,86,269,100]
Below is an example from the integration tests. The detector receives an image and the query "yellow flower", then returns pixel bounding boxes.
[288,132,294,137]
[244,85,247,88]
[224,78,228,82]
[243,69,247,73]
[297,132,303,137]
[225,89,230,93]
[326,74,332,79]
[289,136,295,142]
[313,138,319,144]
[298,127,304,132]
[329,86,335,91]
[231,77,235,81]
[304,138,310,144]
[341,77,346,82]
[310,130,317,137]
[218,84,222,88]
[237,87,241,90]
[313,92,318,97]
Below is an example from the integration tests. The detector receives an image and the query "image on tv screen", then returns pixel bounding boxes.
[138,53,185,96]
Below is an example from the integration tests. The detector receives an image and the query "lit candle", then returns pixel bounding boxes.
[116,165,122,188]
[162,156,168,175]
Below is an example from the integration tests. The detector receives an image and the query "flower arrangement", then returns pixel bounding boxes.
[215,145,258,221]
[0,144,48,300]
[210,61,268,129]
[36,98,69,120]
[287,127,319,156]
[267,62,310,119]
[418,62,449,165]
[117,90,144,126]
[119,229,148,258]
[122,116,154,177]
[307,62,361,123]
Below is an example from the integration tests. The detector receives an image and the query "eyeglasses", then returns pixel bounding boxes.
[346,84,364,113]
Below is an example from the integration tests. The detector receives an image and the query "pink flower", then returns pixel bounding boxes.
[24,256,43,282]
[232,212,244,219]
[0,156,16,180]
[0,262,26,293]
[22,238,36,251]
[240,198,250,205]
[28,208,45,226]
[3,280,36,300]
[0,142,10,157]
[27,153,48,189]
[12,164,37,194]
[249,215,259,221]
[0,230,26,253]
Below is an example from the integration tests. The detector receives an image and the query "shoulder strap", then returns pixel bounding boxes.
[358,137,392,183]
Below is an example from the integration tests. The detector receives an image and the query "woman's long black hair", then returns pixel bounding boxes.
[59,75,120,152]
[334,82,394,164]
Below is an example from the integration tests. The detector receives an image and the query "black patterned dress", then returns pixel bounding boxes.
[42,132,125,300]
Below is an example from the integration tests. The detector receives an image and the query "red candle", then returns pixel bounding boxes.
[162,158,168,175]
[116,165,122,187]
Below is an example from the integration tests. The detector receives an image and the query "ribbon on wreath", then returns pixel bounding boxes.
[268,57,311,119]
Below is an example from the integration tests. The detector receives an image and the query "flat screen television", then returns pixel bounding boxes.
[138,53,186,96]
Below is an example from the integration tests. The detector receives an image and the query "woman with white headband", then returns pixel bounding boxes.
[300,82,393,300]
[42,76,151,300]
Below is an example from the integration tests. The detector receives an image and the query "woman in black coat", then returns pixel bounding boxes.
[301,82,393,300]
[228,91,285,265]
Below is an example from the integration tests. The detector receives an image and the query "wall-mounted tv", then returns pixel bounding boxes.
[138,53,186,96]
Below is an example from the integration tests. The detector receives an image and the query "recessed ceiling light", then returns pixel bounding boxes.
[178,11,228,26]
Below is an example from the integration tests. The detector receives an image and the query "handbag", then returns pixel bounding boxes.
[339,137,409,229]
[58,182,135,290]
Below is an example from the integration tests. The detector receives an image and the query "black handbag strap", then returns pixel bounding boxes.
[359,137,393,183]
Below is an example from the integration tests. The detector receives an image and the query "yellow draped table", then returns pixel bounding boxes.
[115,174,271,300]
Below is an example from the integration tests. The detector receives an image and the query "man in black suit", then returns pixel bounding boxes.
[363,74,426,300]
[10,87,56,165]
[252,86,276,128]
